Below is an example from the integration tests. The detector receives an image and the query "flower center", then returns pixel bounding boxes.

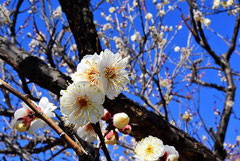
[145,145,154,154]
[104,66,116,79]
[86,68,99,85]
[85,124,94,132]
[77,96,90,109]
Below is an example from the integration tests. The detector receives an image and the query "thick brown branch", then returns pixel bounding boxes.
[58,0,102,60]
[0,109,14,117]
[0,36,71,95]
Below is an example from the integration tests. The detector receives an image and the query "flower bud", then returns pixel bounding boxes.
[15,117,31,132]
[104,130,118,145]
[119,124,132,135]
[101,109,111,121]
[164,145,179,161]
[167,154,179,161]
[113,112,130,129]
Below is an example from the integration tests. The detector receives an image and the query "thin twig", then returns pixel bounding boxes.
[92,122,112,161]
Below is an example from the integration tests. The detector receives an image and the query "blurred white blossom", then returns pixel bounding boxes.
[77,120,106,142]
[0,4,10,26]
[53,6,62,19]
[212,0,221,9]
[103,23,112,31]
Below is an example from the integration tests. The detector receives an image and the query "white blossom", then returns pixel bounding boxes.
[71,53,103,89]
[145,13,153,20]
[133,0,138,7]
[99,49,129,99]
[226,0,234,7]
[202,135,207,141]
[29,39,39,49]
[53,6,62,19]
[174,46,180,52]
[160,79,170,88]
[156,3,162,10]
[203,18,211,27]
[77,120,106,142]
[130,32,141,42]
[103,23,112,31]
[159,10,166,17]
[177,25,182,30]
[70,44,77,51]
[164,145,179,161]
[101,12,105,17]
[134,136,165,161]
[105,15,113,21]
[182,110,193,122]
[226,100,234,107]
[60,81,105,127]
[109,7,115,13]
[163,0,170,4]
[212,0,221,9]
[0,4,10,26]
[193,10,202,21]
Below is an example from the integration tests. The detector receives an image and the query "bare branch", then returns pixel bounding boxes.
[10,0,24,43]
[0,133,31,161]
[225,11,240,60]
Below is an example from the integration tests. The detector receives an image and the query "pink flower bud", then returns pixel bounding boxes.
[119,124,132,134]
[113,112,130,129]
[104,130,118,145]
[15,117,31,132]
[101,109,111,121]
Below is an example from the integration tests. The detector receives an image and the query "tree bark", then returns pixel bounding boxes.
[58,0,102,60]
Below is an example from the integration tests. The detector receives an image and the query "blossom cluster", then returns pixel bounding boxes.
[213,0,235,9]
[193,10,211,27]
[102,110,131,145]
[134,136,179,161]
[0,4,10,26]
[60,49,129,128]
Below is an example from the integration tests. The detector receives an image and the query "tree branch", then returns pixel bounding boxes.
[225,11,240,60]
[0,78,83,158]
[10,0,24,43]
